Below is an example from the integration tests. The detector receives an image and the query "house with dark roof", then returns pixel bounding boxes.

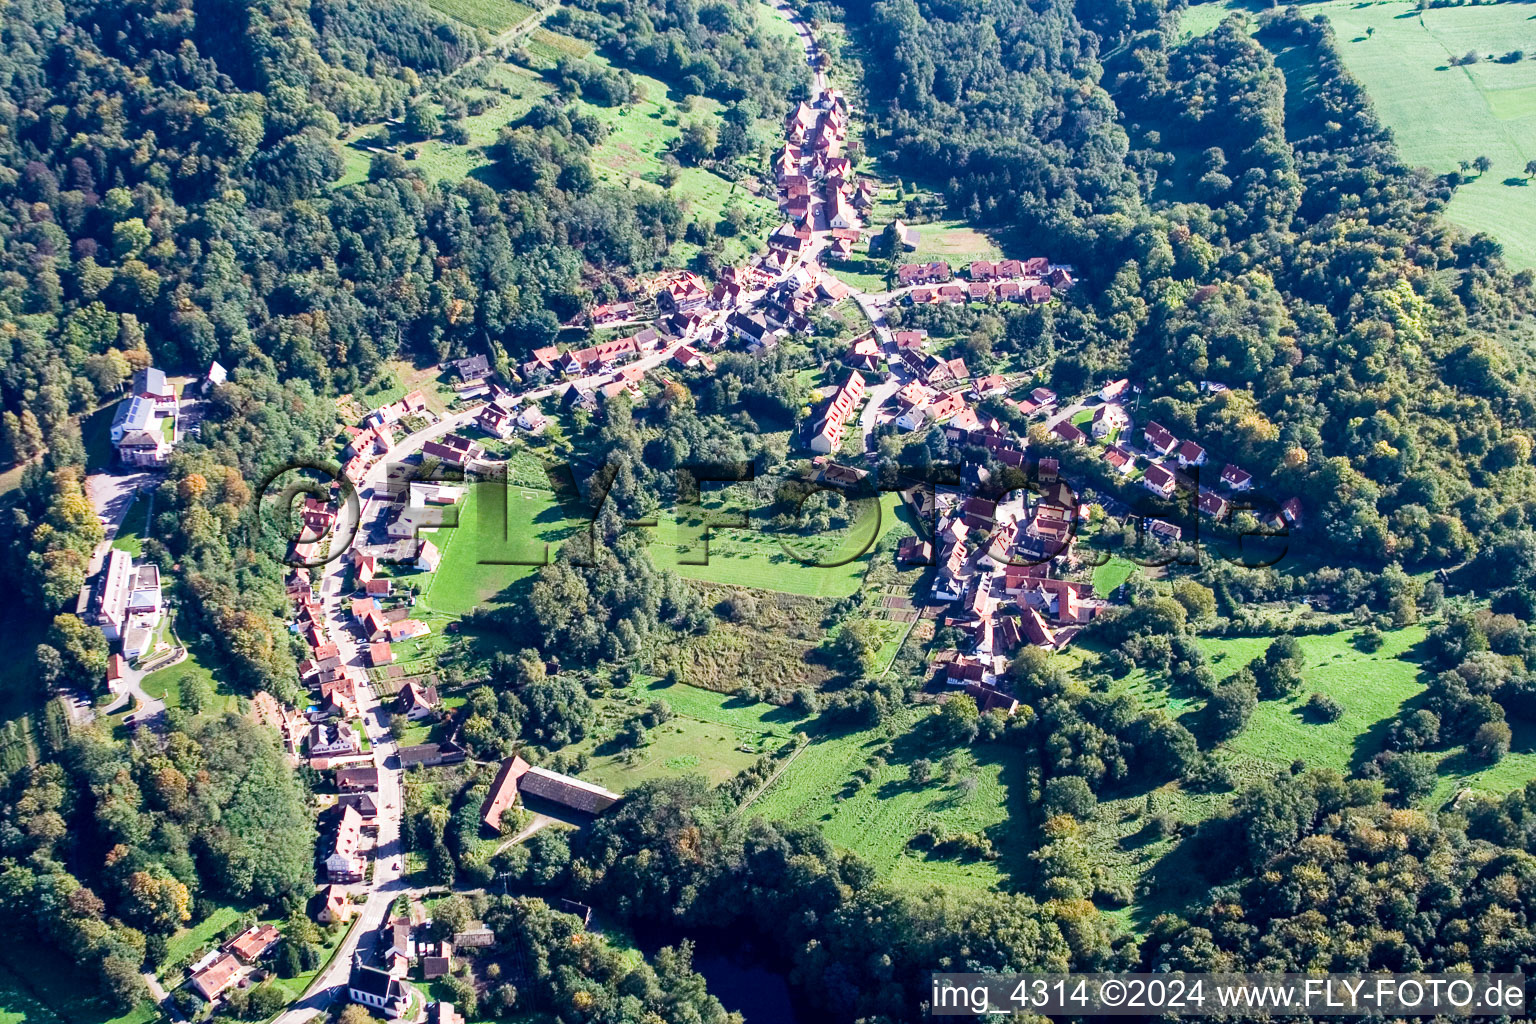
[349,962,410,1019]
[396,681,440,720]
[1143,422,1178,456]
[1142,463,1177,498]
[421,433,483,468]
[1176,439,1207,467]
[1220,464,1253,491]
[399,741,466,768]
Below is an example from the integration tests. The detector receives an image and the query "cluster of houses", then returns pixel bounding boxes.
[898,258,1073,305]
[78,547,164,663]
[778,89,864,237]
[898,474,1108,710]
[345,903,498,1022]
[186,924,283,1005]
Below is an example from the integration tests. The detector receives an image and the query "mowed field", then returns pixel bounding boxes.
[1183,0,1536,268]
[427,0,534,32]
[559,679,802,792]
[749,707,1034,892]
[424,477,903,610]
[421,480,576,616]
[1321,1,1536,268]
[649,491,907,598]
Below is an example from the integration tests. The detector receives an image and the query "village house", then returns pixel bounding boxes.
[368,642,394,667]
[522,346,559,378]
[349,963,409,1019]
[1198,490,1229,519]
[558,336,640,375]
[396,681,440,720]
[1220,463,1253,491]
[366,390,427,428]
[891,219,920,251]
[845,334,882,372]
[1142,462,1177,498]
[897,261,951,286]
[1099,378,1131,402]
[656,272,709,313]
[450,354,491,389]
[318,884,355,924]
[387,480,465,540]
[191,953,242,1003]
[1050,420,1087,446]
[808,370,866,454]
[1176,439,1207,468]
[336,765,379,792]
[474,398,516,439]
[897,536,933,564]
[1143,421,1179,456]
[673,345,716,373]
[421,433,483,468]
[892,329,927,349]
[516,406,546,433]
[1103,445,1135,475]
[309,722,361,759]
[399,741,467,769]
[339,792,378,822]
[589,300,636,325]
[416,538,441,572]
[224,924,282,964]
[923,391,967,425]
[1091,402,1131,439]
[327,804,366,883]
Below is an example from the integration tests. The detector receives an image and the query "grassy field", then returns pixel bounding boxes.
[421,481,577,615]
[1091,555,1138,595]
[559,678,801,791]
[1183,0,1536,268]
[648,491,905,598]
[139,644,239,715]
[1200,626,1428,781]
[161,904,245,974]
[564,55,779,267]
[749,707,1033,892]
[0,950,157,1024]
[427,0,534,31]
[111,494,149,556]
[1318,0,1536,269]
[335,20,780,267]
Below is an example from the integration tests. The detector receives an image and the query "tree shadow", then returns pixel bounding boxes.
[1504,177,1531,187]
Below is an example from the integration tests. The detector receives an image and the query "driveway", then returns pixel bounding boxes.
[86,469,157,549]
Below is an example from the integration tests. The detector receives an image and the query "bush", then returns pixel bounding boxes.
[1304,692,1344,722]
[1471,720,1513,762]
[1043,775,1097,818]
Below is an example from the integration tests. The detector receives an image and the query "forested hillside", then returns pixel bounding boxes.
[838,0,1536,566]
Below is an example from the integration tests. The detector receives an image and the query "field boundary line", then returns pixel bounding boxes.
[728,736,810,819]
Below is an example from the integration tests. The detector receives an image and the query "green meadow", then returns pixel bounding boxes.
[749,706,1035,893]
[1183,0,1536,268]
[426,478,908,607]
[559,678,801,791]
[427,0,534,32]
